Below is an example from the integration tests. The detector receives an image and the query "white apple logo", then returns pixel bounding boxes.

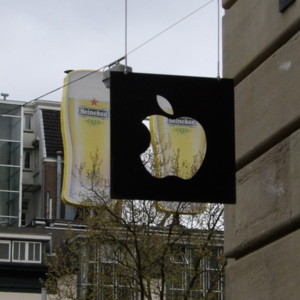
[141,95,207,180]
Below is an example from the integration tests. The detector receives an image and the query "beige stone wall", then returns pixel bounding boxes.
[226,130,300,257]
[223,0,300,299]
[234,32,300,166]
[0,292,45,299]
[223,0,300,83]
[226,230,300,299]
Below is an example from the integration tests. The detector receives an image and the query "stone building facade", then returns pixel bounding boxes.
[222,0,300,299]
[0,99,74,298]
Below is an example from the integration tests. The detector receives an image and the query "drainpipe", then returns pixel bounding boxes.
[41,287,47,300]
[56,151,62,219]
[46,192,52,219]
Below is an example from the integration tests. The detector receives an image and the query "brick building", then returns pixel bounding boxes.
[0,99,78,299]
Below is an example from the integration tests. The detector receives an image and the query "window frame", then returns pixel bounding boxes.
[21,200,29,226]
[12,240,42,263]
[23,149,33,171]
[0,240,11,262]
[23,114,33,132]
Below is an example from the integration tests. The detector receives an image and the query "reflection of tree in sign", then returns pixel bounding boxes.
[141,135,207,215]
[141,95,207,183]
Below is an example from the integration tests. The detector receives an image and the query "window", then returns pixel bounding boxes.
[24,114,32,131]
[166,246,224,300]
[12,241,41,263]
[79,244,136,300]
[203,247,223,300]
[23,149,33,170]
[170,245,188,264]
[21,201,29,226]
[0,240,11,262]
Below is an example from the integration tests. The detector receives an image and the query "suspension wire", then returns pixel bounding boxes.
[127,0,214,56]
[217,0,221,79]
[124,0,128,73]
[27,0,215,103]
[25,64,113,105]
[24,56,122,105]
[26,68,103,105]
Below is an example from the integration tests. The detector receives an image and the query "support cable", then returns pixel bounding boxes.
[217,0,221,79]
[125,0,128,73]
[28,0,215,103]
[127,0,214,56]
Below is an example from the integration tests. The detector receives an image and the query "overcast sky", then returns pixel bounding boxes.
[1,0,222,102]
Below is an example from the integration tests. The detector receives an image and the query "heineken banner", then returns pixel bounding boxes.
[61,70,110,206]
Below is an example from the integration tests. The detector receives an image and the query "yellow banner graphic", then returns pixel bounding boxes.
[61,70,110,206]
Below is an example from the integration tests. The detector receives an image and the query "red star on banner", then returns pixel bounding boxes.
[91,98,97,105]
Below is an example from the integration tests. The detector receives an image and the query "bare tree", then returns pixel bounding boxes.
[45,148,225,300]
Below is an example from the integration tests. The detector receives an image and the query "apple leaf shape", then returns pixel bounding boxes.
[157,95,174,115]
